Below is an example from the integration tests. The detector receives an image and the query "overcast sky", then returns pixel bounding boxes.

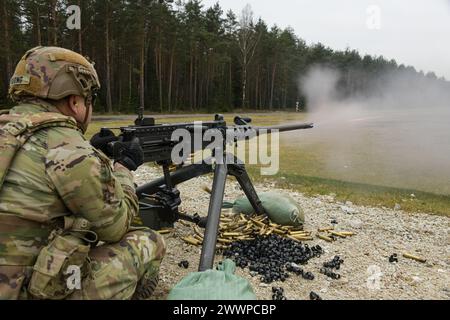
[201,0,450,80]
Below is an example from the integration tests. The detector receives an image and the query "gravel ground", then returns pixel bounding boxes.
[134,166,450,300]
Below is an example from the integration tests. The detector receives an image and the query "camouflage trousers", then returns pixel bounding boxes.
[0,229,166,300]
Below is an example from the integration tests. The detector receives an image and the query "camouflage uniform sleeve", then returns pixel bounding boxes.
[112,162,136,196]
[45,127,139,243]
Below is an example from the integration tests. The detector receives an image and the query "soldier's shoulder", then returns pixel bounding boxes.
[46,125,90,151]
[45,126,101,169]
[45,126,113,174]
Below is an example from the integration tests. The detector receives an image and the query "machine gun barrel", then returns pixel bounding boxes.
[255,122,314,133]
[229,122,313,144]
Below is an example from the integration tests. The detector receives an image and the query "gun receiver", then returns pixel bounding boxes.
[104,114,313,271]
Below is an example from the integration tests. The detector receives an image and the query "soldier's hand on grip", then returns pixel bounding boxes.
[117,137,144,171]
[90,128,118,156]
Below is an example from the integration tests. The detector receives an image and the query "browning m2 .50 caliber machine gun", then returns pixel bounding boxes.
[101,111,313,271]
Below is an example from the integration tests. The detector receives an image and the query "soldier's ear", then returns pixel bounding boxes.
[67,95,79,114]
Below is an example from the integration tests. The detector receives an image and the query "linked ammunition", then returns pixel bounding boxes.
[320,267,341,280]
[310,292,322,300]
[178,260,190,269]
[389,254,399,263]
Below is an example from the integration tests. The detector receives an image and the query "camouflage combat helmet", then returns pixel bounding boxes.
[9,46,100,102]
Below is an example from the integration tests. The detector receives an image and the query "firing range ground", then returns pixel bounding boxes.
[135,166,450,300]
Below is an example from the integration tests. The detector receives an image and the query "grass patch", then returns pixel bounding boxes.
[248,168,450,217]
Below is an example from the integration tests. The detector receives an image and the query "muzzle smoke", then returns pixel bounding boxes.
[296,65,450,195]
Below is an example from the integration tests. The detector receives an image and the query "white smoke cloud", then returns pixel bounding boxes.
[296,65,450,195]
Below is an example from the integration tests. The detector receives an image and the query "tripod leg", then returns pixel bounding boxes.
[198,162,228,271]
[228,162,265,215]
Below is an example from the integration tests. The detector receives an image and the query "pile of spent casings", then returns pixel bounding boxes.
[223,234,324,284]
[180,214,356,249]
[181,214,313,249]
[177,213,351,288]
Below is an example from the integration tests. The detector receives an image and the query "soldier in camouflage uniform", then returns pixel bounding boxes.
[0,46,166,300]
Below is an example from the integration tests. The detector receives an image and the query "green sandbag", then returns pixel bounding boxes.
[167,260,256,300]
[224,192,304,227]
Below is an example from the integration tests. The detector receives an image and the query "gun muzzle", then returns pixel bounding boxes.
[256,123,314,133]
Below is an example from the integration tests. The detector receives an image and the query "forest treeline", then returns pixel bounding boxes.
[1,0,449,113]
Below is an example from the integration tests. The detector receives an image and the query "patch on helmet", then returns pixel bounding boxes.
[10,75,31,86]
